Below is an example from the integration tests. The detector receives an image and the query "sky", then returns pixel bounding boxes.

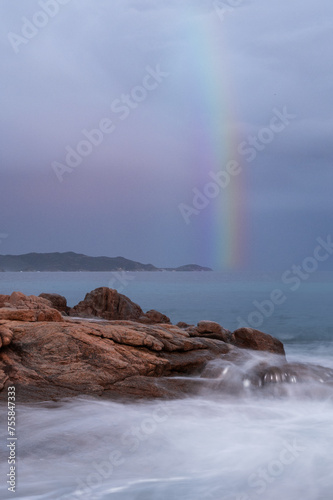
[0,0,333,271]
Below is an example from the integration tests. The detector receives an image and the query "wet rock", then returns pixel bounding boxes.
[195,321,230,342]
[231,327,285,356]
[0,318,230,402]
[0,289,294,402]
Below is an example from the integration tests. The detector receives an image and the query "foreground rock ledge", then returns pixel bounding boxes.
[0,288,291,402]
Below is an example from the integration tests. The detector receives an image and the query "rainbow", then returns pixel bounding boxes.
[180,10,248,271]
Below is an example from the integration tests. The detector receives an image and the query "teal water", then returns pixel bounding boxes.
[1,271,332,349]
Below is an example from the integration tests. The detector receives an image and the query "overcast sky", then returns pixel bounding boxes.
[0,0,332,271]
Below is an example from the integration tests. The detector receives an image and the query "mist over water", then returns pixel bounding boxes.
[1,272,333,499]
[1,384,333,500]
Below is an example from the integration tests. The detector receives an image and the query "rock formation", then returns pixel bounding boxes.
[69,287,171,324]
[1,287,330,402]
[39,293,70,315]
[0,291,64,322]
[231,327,285,355]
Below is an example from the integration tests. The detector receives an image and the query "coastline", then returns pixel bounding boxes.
[1,287,332,403]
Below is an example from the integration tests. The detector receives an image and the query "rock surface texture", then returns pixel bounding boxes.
[1,287,328,402]
[39,293,70,315]
[231,327,285,355]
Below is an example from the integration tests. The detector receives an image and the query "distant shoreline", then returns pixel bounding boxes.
[0,252,212,273]
[0,269,212,273]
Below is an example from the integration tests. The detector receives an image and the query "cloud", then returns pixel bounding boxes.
[1,0,333,269]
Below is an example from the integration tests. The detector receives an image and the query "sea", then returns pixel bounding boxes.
[0,271,333,500]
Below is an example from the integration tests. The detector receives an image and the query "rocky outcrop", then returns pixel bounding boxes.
[39,293,70,315]
[69,287,171,324]
[139,309,171,324]
[231,327,285,356]
[0,288,303,402]
[0,291,64,322]
[186,321,231,343]
[70,287,143,320]
[0,318,230,401]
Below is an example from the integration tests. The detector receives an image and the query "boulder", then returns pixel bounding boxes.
[39,293,70,315]
[184,321,230,342]
[140,309,171,324]
[0,318,230,401]
[231,327,285,356]
[70,287,144,320]
[70,287,170,324]
[195,320,230,342]
[8,291,51,309]
[176,322,192,329]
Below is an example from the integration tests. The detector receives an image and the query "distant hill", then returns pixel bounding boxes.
[163,264,212,272]
[0,252,212,272]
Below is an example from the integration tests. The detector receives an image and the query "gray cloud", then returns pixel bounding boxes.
[1,0,333,270]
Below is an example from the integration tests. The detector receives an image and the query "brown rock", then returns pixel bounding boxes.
[36,309,64,322]
[140,309,171,324]
[39,293,70,315]
[70,287,170,324]
[0,325,13,348]
[70,287,144,320]
[197,321,223,334]
[176,322,192,329]
[0,292,63,321]
[0,308,63,322]
[0,289,291,402]
[195,321,230,342]
[8,291,51,310]
[231,327,285,356]
[0,318,231,401]
[8,291,28,306]
[0,295,10,308]
[185,321,230,342]
[0,309,39,322]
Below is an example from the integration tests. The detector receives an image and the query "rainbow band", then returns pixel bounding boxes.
[182,13,247,271]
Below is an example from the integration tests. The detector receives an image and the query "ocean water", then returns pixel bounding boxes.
[0,272,333,499]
